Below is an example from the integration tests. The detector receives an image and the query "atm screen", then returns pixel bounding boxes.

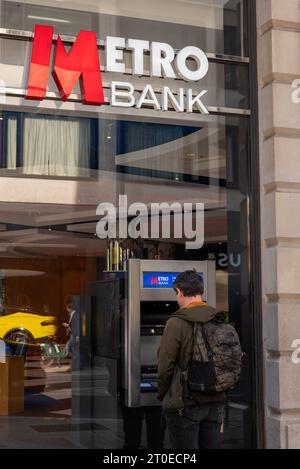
[143,271,203,288]
[140,382,152,389]
[140,381,158,391]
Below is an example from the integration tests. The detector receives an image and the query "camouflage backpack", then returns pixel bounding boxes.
[186,317,243,394]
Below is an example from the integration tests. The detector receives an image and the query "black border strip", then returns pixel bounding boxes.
[115,164,227,187]
[247,0,265,449]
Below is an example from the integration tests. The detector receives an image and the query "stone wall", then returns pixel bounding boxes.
[257,0,300,449]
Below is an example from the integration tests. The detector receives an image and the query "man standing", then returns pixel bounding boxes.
[62,302,77,359]
[157,270,225,449]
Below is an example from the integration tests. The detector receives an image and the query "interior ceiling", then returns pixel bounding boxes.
[0,228,107,258]
[0,205,227,258]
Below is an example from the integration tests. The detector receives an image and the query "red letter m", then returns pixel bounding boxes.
[27,24,104,105]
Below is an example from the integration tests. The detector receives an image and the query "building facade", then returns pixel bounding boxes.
[257,0,300,450]
[0,0,298,450]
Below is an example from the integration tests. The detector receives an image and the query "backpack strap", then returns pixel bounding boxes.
[169,317,194,384]
[171,316,210,362]
[193,322,211,362]
[199,322,214,361]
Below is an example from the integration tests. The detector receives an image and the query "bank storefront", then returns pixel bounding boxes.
[0,0,262,449]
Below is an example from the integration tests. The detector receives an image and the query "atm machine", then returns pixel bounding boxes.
[71,259,216,447]
[125,259,216,408]
[74,260,216,415]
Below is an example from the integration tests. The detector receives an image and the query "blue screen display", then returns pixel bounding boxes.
[143,272,203,289]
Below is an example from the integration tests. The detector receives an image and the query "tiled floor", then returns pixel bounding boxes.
[0,357,246,449]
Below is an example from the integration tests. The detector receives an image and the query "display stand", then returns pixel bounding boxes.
[0,357,24,415]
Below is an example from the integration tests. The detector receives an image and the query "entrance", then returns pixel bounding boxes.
[0,112,255,448]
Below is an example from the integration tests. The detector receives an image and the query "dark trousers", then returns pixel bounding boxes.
[122,405,165,449]
[164,403,224,449]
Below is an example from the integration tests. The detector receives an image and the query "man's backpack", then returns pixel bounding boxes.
[186,317,243,394]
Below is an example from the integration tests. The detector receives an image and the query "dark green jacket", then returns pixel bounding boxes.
[157,302,225,410]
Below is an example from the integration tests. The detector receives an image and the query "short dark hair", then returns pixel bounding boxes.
[173,270,204,297]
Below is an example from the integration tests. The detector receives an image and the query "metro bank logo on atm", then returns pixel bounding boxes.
[143,272,203,288]
[144,272,181,289]
[26,24,209,114]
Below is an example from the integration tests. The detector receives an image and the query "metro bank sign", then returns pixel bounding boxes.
[26,25,209,114]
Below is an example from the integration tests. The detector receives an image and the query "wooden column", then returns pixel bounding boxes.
[0,357,24,415]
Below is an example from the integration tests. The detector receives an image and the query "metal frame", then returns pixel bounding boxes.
[0,87,251,117]
[1,111,98,172]
[126,259,141,408]
[246,0,265,449]
[138,259,216,305]
[0,27,250,64]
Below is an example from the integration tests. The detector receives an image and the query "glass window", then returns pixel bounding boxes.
[1,0,248,57]
[2,113,93,177]
[23,115,91,177]
[0,0,257,450]
[0,113,254,448]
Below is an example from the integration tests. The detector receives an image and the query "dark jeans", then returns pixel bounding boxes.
[121,405,165,449]
[65,335,75,356]
[164,403,224,449]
